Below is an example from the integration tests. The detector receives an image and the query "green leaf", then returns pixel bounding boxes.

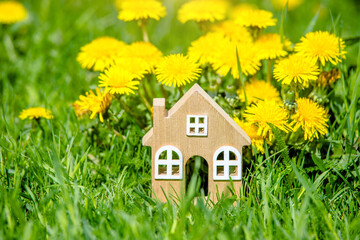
[236,47,247,106]
[269,123,291,165]
[311,154,326,172]
[344,36,360,46]
[304,8,321,35]
[279,2,288,43]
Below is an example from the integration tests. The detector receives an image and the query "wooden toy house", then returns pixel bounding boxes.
[142,84,251,202]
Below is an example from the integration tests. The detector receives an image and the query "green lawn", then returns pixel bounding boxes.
[1,0,360,239]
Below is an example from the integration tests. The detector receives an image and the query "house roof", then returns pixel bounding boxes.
[142,83,251,146]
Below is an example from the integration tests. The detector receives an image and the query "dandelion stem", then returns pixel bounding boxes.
[35,118,46,137]
[179,86,184,96]
[160,85,168,98]
[142,78,152,101]
[119,97,145,128]
[106,120,126,139]
[140,21,149,42]
[267,60,272,83]
[146,74,157,98]
[138,86,153,112]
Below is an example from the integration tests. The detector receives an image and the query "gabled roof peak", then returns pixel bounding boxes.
[167,83,210,117]
[143,83,251,146]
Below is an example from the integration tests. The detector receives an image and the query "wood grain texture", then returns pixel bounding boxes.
[143,84,250,203]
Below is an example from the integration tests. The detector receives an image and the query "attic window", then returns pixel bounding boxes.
[213,146,242,180]
[186,115,208,136]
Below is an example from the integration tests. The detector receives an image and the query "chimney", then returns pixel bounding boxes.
[153,98,167,127]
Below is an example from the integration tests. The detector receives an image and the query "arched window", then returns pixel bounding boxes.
[155,146,183,179]
[213,146,241,180]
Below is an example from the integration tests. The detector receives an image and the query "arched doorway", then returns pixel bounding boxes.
[185,156,209,197]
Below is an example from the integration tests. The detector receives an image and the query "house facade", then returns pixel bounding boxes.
[142,84,251,202]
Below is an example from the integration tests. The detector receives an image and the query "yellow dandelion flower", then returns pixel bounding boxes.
[72,101,89,119]
[77,37,127,71]
[19,107,53,120]
[113,58,150,79]
[117,0,166,21]
[255,33,291,60]
[187,32,226,66]
[291,98,328,141]
[273,54,320,88]
[244,100,291,142]
[99,66,140,95]
[235,9,277,29]
[76,88,113,122]
[272,0,304,11]
[210,20,252,44]
[238,79,281,104]
[122,41,163,72]
[233,117,266,153]
[211,38,261,77]
[229,3,257,20]
[178,0,228,23]
[0,1,27,24]
[155,54,201,87]
[295,31,346,66]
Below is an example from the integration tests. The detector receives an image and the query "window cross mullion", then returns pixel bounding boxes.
[187,115,208,136]
[224,150,230,178]
[166,149,172,177]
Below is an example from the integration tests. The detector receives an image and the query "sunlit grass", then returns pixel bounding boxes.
[0,0,359,239]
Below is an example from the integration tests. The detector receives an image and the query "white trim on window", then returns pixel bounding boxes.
[186,115,208,136]
[213,146,241,180]
[155,146,183,180]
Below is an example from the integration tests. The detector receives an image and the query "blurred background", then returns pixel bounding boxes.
[1,0,359,123]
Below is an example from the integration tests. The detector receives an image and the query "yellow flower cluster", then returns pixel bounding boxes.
[274,54,320,88]
[74,88,113,122]
[178,0,228,23]
[12,0,338,152]
[235,9,277,29]
[255,34,291,60]
[75,38,162,121]
[121,42,163,72]
[295,31,346,66]
[291,98,328,140]
[212,38,261,77]
[19,107,53,120]
[155,54,201,87]
[273,31,346,89]
[210,21,252,44]
[185,4,293,79]
[233,117,267,153]
[236,96,329,152]
[188,32,261,77]
[244,100,291,142]
[238,79,281,104]
[99,66,141,95]
[117,0,166,22]
[0,1,27,24]
[68,0,337,150]
[76,37,127,72]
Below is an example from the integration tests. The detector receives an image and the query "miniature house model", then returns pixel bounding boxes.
[142,84,251,202]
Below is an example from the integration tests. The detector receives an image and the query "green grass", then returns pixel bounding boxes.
[1,0,360,239]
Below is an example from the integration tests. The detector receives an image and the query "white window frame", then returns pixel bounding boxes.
[155,146,183,180]
[213,146,242,180]
[186,115,208,136]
